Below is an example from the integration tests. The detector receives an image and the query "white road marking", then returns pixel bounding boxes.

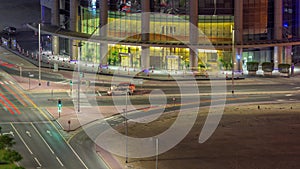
[56,157,64,167]
[25,131,31,137]
[0,81,3,85]
[34,157,42,167]
[66,142,89,169]
[9,81,14,84]
[4,81,9,85]
[1,131,14,137]
[31,123,55,154]
[46,130,52,137]
[285,94,293,97]
[10,123,33,154]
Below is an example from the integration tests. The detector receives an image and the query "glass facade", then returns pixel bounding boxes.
[51,0,300,70]
[77,0,235,70]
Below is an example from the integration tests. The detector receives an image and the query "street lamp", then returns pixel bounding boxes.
[123,108,128,163]
[38,23,41,86]
[28,72,34,90]
[16,63,23,78]
[231,25,235,94]
[74,42,84,112]
[124,89,129,163]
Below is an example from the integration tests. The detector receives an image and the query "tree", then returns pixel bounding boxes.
[0,135,15,150]
[0,130,24,168]
[3,149,22,163]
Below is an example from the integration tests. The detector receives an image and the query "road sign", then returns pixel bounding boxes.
[131,79,143,85]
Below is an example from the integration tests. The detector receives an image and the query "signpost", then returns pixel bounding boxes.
[28,73,34,90]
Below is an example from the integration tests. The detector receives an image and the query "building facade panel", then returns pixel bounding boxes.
[39,0,300,71]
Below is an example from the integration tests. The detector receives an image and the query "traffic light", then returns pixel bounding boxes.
[70,80,73,86]
[58,99,62,108]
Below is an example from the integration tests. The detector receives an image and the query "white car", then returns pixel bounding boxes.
[107,83,135,96]
[2,26,16,35]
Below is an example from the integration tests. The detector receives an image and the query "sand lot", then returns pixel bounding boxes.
[114,102,300,169]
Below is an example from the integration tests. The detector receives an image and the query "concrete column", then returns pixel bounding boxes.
[72,40,79,60]
[59,0,66,27]
[69,0,79,59]
[274,0,283,40]
[52,36,59,55]
[141,0,150,41]
[41,6,46,24]
[233,0,243,72]
[297,1,300,38]
[189,0,199,70]
[274,46,283,72]
[51,0,60,55]
[234,0,243,44]
[273,0,283,74]
[235,48,243,72]
[141,46,150,69]
[285,46,292,64]
[99,0,108,65]
[51,0,60,26]
[100,43,108,65]
[70,0,78,31]
[140,0,150,68]
[99,0,108,36]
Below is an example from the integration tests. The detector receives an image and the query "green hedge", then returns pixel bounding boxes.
[262,62,274,72]
[246,62,259,71]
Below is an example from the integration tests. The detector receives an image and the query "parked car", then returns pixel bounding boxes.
[2,27,16,35]
[107,82,136,96]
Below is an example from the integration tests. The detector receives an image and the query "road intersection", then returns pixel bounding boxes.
[1,45,300,168]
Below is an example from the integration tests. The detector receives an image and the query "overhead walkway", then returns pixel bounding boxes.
[27,23,300,50]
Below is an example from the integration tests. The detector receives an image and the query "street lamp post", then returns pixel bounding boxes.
[124,90,129,163]
[155,138,159,169]
[231,27,235,94]
[17,63,23,78]
[38,23,41,86]
[28,73,34,90]
[74,42,84,113]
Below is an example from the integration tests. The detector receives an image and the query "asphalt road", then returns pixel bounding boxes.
[0,71,88,169]
[2,45,300,169]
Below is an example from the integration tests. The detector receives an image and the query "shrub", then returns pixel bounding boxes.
[246,62,259,71]
[262,62,274,72]
[278,64,290,73]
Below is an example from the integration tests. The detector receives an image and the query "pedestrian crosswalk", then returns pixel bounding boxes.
[0,81,14,85]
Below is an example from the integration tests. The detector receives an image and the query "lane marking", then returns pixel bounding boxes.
[10,123,33,155]
[31,123,55,154]
[1,83,27,106]
[11,85,89,169]
[25,131,31,137]
[0,98,14,114]
[56,157,64,167]
[34,157,42,167]
[0,93,22,114]
[46,130,52,137]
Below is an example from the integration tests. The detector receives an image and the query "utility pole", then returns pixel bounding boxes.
[231,26,235,94]
[38,23,41,86]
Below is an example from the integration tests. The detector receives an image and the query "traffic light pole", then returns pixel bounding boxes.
[58,99,62,118]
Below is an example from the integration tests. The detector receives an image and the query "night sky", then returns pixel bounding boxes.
[0,0,40,30]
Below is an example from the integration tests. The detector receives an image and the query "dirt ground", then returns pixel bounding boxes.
[113,102,300,169]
